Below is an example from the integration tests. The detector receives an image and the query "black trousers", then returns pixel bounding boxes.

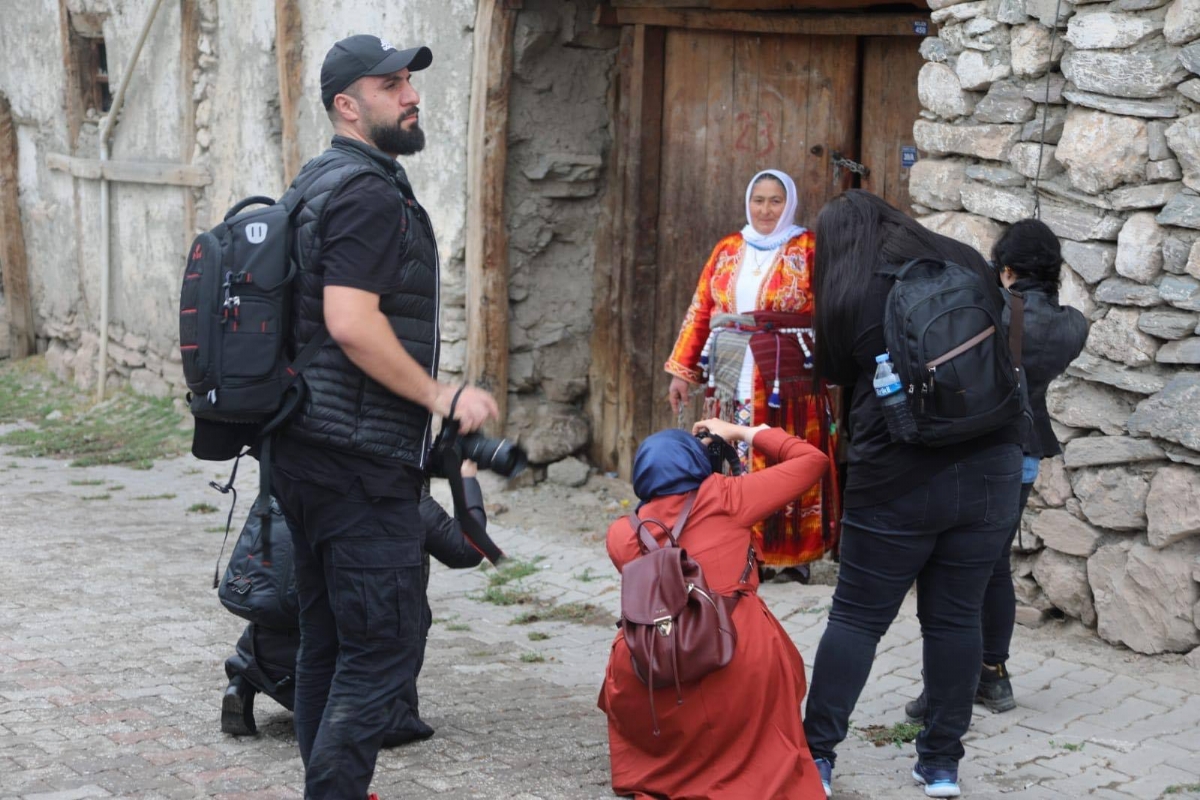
[273,464,425,800]
[803,444,1021,769]
[980,482,1034,666]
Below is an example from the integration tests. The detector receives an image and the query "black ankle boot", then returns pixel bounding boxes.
[975,662,1016,713]
[221,675,258,736]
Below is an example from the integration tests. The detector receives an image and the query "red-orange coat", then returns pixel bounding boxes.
[598,428,829,800]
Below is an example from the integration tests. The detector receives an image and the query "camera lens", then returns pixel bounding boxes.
[460,434,528,478]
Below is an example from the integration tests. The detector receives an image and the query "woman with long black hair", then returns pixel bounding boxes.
[801,190,1023,799]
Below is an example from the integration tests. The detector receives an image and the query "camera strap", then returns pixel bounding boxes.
[438,384,507,565]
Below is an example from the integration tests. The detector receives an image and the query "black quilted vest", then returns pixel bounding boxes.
[281,136,440,468]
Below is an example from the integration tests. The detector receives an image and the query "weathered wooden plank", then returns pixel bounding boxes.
[44,153,212,186]
[57,0,83,148]
[274,0,304,186]
[464,0,517,433]
[860,36,925,214]
[599,8,931,36]
[180,0,199,244]
[0,95,36,357]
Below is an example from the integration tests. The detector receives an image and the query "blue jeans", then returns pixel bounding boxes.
[803,444,1021,769]
[273,465,425,800]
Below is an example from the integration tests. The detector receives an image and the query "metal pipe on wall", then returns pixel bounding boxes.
[95,0,168,401]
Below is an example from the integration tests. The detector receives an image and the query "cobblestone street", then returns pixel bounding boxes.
[1,449,1199,799]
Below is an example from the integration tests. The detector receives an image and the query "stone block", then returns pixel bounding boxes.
[931,0,989,20]
[1146,464,1200,546]
[1033,548,1097,626]
[1065,89,1176,118]
[1067,351,1172,394]
[1087,307,1161,365]
[956,48,1013,90]
[129,369,171,399]
[1109,181,1184,211]
[1040,198,1126,241]
[1164,0,1200,45]
[1015,605,1050,628]
[1165,114,1200,192]
[1061,43,1189,98]
[1065,10,1163,49]
[913,121,1022,160]
[1179,78,1200,101]
[1179,40,1200,73]
[1059,263,1098,318]
[1160,273,1200,310]
[918,62,976,119]
[965,163,1027,187]
[1071,466,1150,529]
[1095,277,1163,306]
[1149,119,1172,161]
[1022,73,1067,103]
[1046,376,1137,434]
[1156,190,1200,229]
[1116,212,1167,282]
[546,456,590,488]
[920,36,950,63]
[1127,373,1200,451]
[1138,309,1200,339]
[507,398,590,465]
[1088,539,1200,654]
[1021,109,1068,146]
[1026,0,1074,26]
[1062,240,1117,283]
[1157,336,1200,362]
[975,80,1037,122]
[1164,234,1198,274]
[1032,508,1106,556]
[1009,142,1063,179]
[961,181,1037,222]
[908,159,968,210]
[1056,109,1149,194]
[1034,455,1073,506]
[1011,22,1065,77]
[1190,240,1200,278]
[916,211,1005,256]
[1062,435,1166,468]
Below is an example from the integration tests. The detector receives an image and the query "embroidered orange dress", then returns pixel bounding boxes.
[665,231,838,566]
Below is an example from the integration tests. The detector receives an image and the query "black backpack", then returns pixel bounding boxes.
[880,257,1026,447]
[218,494,298,630]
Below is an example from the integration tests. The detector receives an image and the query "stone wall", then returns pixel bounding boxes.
[913,0,1200,655]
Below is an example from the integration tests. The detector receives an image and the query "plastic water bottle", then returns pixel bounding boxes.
[874,353,918,443]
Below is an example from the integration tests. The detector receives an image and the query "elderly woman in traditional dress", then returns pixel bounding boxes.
[665,169,839,580]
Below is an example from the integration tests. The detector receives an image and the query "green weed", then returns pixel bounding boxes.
[519,652,546,663]
[0,357,188,468]
[1164,784,1200,795]
[573,567,603,583]
[187,502,219,514]
[480,585,536,606]
[858,722,922,748]
[80,493,111,502]
[485,557,543,588]
[527,631,550,641]
[511,602,613,627]
[445,623,472,632]
[69,479,105,486]
[134,493,177,501]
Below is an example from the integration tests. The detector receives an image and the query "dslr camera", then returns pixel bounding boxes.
[429,416,528,479]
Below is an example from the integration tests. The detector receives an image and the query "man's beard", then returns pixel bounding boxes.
[370,114,425,157]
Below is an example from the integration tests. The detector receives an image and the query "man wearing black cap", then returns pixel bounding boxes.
[269,34,498,799]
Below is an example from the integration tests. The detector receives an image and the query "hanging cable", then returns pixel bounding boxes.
[1031,0,1065,219]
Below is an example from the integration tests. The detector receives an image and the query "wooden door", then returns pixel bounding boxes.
[858,36,927,214]
[650,28,860,433]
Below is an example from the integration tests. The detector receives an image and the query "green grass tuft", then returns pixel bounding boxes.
[858,722,922,748]
[133,493,177,501]
[519,652,546,663]
[80,493,111,501]
[445,623,472,632]
[187,502,219,514]
[527,631,550,641]
[0,357,188,468]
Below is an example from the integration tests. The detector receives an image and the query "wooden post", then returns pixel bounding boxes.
[180,0,199,244]
[464,0,519,433]
[274,0,304,186]
[0,94,36,358]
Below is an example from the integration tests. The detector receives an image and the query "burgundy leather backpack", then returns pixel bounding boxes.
[620,490,751,735]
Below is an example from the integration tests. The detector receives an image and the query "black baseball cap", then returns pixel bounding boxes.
[321,35,432,109]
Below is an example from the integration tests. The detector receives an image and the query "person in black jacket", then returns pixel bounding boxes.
[801,191,1023,799]
[222,465,486,744]
[906,219,1088,722]
[274,35,498,798]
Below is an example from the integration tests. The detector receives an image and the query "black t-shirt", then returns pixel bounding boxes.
[276,171,424,499]
[827,274,1019,509]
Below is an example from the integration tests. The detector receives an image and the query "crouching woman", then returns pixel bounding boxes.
[598,419,829,800]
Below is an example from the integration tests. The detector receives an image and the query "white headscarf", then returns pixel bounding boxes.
[741,169,806,251]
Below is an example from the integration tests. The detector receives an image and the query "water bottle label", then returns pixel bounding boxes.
[875,381,902,398]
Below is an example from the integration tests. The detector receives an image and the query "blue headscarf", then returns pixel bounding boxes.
[632,429,714,503]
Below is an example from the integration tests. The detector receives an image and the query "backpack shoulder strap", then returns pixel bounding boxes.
[1007,289,1025,370]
